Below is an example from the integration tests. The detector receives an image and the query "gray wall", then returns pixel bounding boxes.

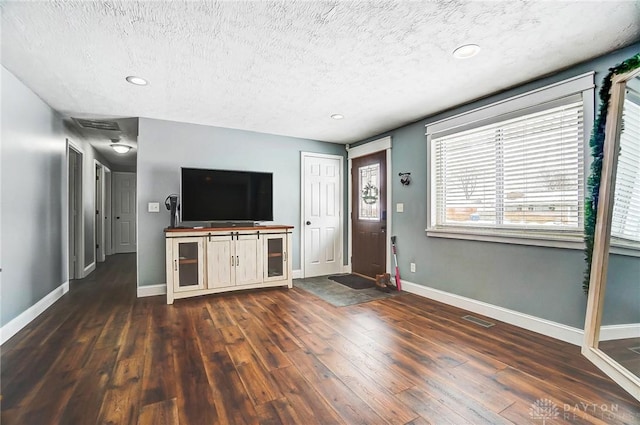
[604,254,640,325]
[1,67,66,327]
[1,66,115,328]
[354,43,640,329]
[136,117,345,287]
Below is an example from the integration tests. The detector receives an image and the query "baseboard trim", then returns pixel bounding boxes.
[137,284,167,298]
[83,262,96,277]
[1,281,70,345]
[292,269,302,279]
[401,280,584,346]
[600,323,640,341]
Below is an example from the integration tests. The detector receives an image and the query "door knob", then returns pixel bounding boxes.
[306,221,311,225]
[116,216,120,219]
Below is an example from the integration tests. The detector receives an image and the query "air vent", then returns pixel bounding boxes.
[73,118,121,131]
[462,315,495,328]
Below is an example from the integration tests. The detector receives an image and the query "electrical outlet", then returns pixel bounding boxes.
[410,262,416,273]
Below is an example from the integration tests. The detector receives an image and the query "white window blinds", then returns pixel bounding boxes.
[432,98,584,231]
[611,92,640,243]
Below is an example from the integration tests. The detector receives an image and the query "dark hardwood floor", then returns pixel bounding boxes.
[1,254,639,424]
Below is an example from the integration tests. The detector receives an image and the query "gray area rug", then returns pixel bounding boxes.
[294,275,403,307]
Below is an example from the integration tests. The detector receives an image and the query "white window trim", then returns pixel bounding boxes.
[426,73,595,247]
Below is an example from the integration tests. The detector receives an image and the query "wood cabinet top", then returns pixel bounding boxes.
[165,225,294,233]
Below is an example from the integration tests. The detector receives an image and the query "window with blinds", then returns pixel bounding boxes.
[611,91,640,244]
[432,97,584,232]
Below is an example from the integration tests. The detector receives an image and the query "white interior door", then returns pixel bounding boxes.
[302,153,343,277]
[113,172,137,253]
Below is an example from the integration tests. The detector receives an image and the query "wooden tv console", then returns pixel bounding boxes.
[165,225,293,304]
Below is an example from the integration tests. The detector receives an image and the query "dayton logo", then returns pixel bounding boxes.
[530,398,560,424]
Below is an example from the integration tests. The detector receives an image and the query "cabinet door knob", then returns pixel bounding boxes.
[306,221,311,225]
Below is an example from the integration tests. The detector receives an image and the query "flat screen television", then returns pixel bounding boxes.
[180,167,273,223]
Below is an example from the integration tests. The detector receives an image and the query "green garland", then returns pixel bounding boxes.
[583,53,640,294]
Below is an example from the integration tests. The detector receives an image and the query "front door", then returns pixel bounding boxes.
[352,150,386,278]
[113,172,137,253]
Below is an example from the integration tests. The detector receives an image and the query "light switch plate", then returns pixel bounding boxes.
[396,203,404,213]
[148,202,160,213]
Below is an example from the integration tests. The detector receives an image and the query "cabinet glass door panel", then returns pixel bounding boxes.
[173,238,204,292]
[264,234,287,282]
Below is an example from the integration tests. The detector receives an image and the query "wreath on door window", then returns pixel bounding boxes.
[362,183,379,204]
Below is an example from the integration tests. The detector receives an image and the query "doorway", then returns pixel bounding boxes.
[68,141,83,280]
[351,150,387,278]
[104,169,112,256]
[95,162,106,263]
[301,152,344,278]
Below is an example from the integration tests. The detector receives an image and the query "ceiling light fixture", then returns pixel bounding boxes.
[125,75,148,86]
[452,44,481,59]
[110,139,132,154]
[331,114,344,120]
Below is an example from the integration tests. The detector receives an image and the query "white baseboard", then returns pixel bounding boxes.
[401,280,585,346]
[83,262,96,277]
[600,323,640,341]
[292,269,302,279]
[137,284,167,298]
[1,281,70,345]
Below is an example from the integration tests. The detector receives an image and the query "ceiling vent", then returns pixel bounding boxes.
[72,118,121,132]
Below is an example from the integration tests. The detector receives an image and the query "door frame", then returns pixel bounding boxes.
[94,160,108,263]
[347,136,392,275]
[300,152,345,278]
[66,139,85,280]
[104,168,112,256]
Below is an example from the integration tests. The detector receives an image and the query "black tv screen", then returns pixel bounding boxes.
[181,168,273,222]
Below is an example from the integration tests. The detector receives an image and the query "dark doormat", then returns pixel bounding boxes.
[294,276,403,307]
[328,274,375,290]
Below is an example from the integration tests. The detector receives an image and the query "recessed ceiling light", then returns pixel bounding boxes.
[125,75,148,86]
[331,114,344,120]
[452,44,481,59]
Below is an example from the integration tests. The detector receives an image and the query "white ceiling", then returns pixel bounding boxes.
[1,1,639,144]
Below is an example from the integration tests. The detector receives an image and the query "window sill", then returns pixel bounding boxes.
[425,227,584,250]
[610,240,640,258]
[425,228,640,256]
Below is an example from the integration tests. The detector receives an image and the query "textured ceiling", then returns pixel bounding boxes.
[1,1,639,144]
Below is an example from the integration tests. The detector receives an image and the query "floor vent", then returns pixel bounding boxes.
[462,315,495,328]
[628,346,640,355]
